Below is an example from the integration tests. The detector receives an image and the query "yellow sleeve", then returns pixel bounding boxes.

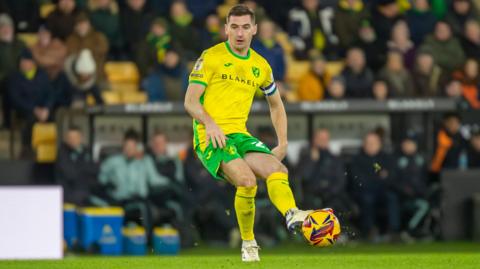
[189,50,214,87]
[259,64,277,96]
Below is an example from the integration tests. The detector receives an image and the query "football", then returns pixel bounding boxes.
[301,208,341,247]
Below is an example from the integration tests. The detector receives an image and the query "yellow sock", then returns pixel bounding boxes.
[234,186,257,241]
[266,172,297,216]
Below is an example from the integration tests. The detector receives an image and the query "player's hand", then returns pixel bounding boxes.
[205,121,227,148]
[271,143,288,161]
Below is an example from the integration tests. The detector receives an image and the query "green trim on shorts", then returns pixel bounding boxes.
[194,133,272,181]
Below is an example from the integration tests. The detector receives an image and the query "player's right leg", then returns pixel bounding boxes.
[221,158,260,262]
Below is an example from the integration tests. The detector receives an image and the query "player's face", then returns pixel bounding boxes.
[225,15,257,52]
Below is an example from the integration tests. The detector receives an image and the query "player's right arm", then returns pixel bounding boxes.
[184,83,226,149]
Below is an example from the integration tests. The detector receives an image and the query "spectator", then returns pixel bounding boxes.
[0,13,25,128]
[66,12,109,80]
[31,26,68,81]
[63,49,104,107]
[411,52,443,97]
[135,18,173,77]
[256,0,296,30]
[333,0,369,49]
[452,58,480,109]
[2,0,40,32]
[445,0,480,36]
[98,129,169,233]
[88,0,124,59]
[406,0,437,45]
[142,50,188,102]
[467,127,480,168]
[120,0,154,60]
[56,126,98,206]
[351,131,400,240]
[200,13,222,50]
[326,77,346,99]
[241,0,268,23]
[430,113,469,172]
[387,20,416,70]
[297,129,351,214]
[296,54,331,101]
[46,0,80,41]
[169,0,201,61]
[393,132,429,235]
[372,79,391,100]
[340,47,374,98]
[8,49,53,149]
[461,20,480,60]
[184,145,237,245]
[184,0,220,21]
[420,21,466,73]
[355,20,385,71]
[370,0,402,48]
[149,131,185,186]
[287,0,338,60]
[377,50,415,97]
[252,20,286,82]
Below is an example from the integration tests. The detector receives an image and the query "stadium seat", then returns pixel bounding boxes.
[109,82,139,93]
[36,143,57,163]
[17,33,38,48]
[31,123,57,149]
[102,91,122,105]
[104,62,140,83]
[121,91,147,104]
[40,3,56,18]
[325,61,345,77]
[31,123,58,163]
[286,59,309,83]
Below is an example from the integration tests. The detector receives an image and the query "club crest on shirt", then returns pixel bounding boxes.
[252,66,260,78]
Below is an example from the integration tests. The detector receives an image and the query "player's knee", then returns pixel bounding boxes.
[237,173,257,188]
[268,162,288,175]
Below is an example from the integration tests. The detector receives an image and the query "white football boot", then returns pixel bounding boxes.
[285,208,313,233]
[241,240,260,262]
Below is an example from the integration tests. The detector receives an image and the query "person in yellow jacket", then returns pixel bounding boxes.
[296,55,332,101]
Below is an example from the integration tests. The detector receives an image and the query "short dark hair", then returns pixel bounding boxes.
[124,128,140,142]
[67,125,82,133]
[227,4,255,23]
[443,112,461,122]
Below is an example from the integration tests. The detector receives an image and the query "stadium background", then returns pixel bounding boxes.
[0,0,480,266]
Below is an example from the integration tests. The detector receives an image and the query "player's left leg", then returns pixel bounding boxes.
[244,152,312,232]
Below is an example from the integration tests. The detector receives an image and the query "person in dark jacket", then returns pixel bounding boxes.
[445,0,480,36]
[46,0,80,41]
[55,126,98,206]
[461,20,480,61]
[351,131,400,240]
[0,13,25,128]
[370,0,402,50]
[252,20,286,82]
[406,0,437,45]
[393,132,429,234]
[430,113,469,173]
[8,49,53,149]
[467,127,480,168]
[297,129,352,216]
[340,47,374,98]
[168,0,201,61]
[200,13,223,50]
[120,0,154,60]
[2,0,40,32]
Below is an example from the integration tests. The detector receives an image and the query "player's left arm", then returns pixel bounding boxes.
[266,90,288,161]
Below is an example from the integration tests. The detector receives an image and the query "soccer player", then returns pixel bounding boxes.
[184,5,312,262]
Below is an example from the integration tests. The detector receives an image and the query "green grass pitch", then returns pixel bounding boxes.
[1,242,479,269]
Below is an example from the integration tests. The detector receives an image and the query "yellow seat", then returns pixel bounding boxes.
[325,61,345,77]
[109,82,139,93]
[104,62,140,83]
[36,143,57,163]
[17,33,38,48]
[31,123,57,149]
[275,32,294,55]
[121,91,147,104]
[102,91,122,105]
[40,3,56,18]
[286,59,310,83]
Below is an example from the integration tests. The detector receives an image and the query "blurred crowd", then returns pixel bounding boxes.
[55,113,480,246]
[1,0,480,246]
[2,0,480,150]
